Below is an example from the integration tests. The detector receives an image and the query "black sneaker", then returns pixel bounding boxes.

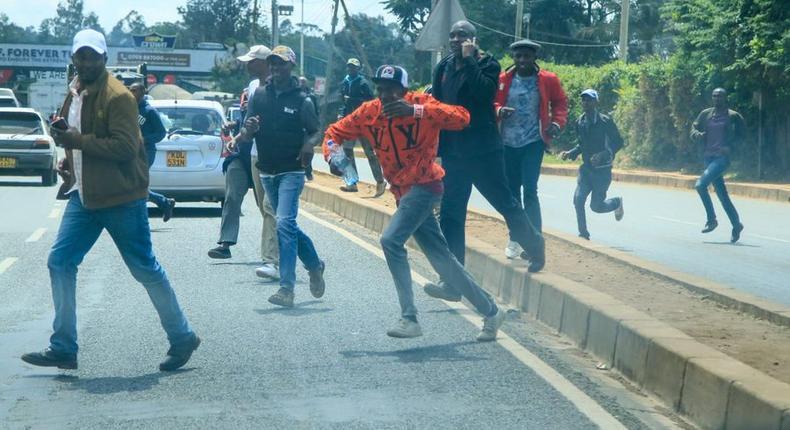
[308,261,326,298]
[268,288,295,308]
[21,348,77,370]
[527,237,546,273]
[731,223,744,243]
[208,245,231,259]
[159,335,201,372]
[162,198,176,222]
[701,219,718,233]
[423,282,462,302]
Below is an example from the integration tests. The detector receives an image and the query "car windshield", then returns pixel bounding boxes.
[0,112,42,134]
[156,107,223,136]
[0,98,18,108]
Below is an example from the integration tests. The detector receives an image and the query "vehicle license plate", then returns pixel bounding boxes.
[0,157,17,168]
[166,151,186,167]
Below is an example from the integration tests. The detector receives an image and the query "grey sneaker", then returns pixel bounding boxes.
[386,318,423,338]
[477,308,506,342]
[268,288,295,308]
[423,282,462,302]
[614,197,624,221]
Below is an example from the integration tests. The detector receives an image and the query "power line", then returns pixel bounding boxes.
[466,18,614,48]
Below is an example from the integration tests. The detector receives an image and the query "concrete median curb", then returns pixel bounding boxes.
[541,164,790,203]
[301,176,790,430]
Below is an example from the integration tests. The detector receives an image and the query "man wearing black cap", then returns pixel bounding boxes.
[560,89,624,240]
[495,39,568,258]
[338,58,386,196]
[323,65,506,341]
[425,20,546,303]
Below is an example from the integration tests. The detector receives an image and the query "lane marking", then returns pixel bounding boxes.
[299,208,628,430]
[0,257,18,274]
[25,228,47,243]
[652,215,696,226]
[48,208,62,219]
[746,233,790,244]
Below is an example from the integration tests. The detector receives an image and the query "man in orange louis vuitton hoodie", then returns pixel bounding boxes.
[323,65,506,342]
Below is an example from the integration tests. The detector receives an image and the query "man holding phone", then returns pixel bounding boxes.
[21,29,200,372]
[424,21,546,303]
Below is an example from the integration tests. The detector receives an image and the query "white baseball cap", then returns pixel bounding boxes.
[237,45,272,62]
[72,29,107,55]
[372,65,408,89]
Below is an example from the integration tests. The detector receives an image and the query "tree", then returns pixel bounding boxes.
[38,0,104,44]
[107,11,148,47]
[0,13,38,43]
[177,0,269,47]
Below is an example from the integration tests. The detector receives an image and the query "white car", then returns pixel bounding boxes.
[0,108,58,186]
[148,99,227,204]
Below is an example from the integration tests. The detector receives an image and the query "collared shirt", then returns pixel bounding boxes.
[66,78,85,202]
[500,73,540,147]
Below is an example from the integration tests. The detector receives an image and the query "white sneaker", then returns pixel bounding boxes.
[504,241,523,259]
[386,318,423,338]
[255,263,280,280]
[477,308,506,342]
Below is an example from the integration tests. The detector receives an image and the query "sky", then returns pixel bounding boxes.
[6,0,396,34]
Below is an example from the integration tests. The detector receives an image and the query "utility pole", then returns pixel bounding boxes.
[300,0,305,73]
[339,0,373,74]
[431,0,441,67]
[515,0,524,40]
[618,0,630,62]
[320,0,341,127]
[272,0,279,47]
[250,0,259,45]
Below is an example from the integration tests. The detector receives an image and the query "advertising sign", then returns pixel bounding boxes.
[132,33,177,49]
[117,52,190,67]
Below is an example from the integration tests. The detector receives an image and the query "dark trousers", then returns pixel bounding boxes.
[695,156,740,226]
[343,137,385,184]
[573,165,620,236]
[504,142,545,233]
[439,151,544,265]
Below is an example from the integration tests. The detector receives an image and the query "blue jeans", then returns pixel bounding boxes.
[381,185,497,318]
[147,148,168,210]
[695,156,740,226]
[504,141,545,233]
[48,193,194,356]
[260,172,321,291]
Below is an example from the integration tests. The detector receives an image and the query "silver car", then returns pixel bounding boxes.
[0,108,58,186]
[148,99,227,204]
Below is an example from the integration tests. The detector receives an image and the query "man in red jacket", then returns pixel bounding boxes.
[495,39,568,259]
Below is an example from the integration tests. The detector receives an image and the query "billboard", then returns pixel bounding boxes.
[132,33,177,49]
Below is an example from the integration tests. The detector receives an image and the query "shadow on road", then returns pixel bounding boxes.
[255,300,333,316]
[703,241,760,248]
[147,207,222,219]
[26,369,195,394]
[340,341,484,363]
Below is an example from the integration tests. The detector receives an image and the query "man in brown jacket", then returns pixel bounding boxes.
[21,29,200,372]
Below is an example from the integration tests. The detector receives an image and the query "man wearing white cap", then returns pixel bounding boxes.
[560,89,624,240]
[21,29,200,372]
[337,57,386,196]
[208,45,280,282]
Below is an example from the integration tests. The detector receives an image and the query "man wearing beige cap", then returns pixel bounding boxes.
[337,57,386,196]
[209,45,281,282]
[21,29,199,372]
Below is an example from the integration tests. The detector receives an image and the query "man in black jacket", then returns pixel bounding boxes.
[241,46,326,308]
[560,89,624,240]
[423,21,546,303]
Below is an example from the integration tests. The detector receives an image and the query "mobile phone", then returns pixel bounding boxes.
[50,117,68,131]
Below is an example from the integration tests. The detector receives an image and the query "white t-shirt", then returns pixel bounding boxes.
[247,79,261,157]
[66,78,85,203]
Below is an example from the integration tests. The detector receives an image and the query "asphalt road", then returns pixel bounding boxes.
[0,175,681,429]
[325,158,790,305]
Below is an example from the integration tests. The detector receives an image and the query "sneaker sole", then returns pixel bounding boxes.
[386,331,423,338]
[208,251,231,259]
[255,271,280,280]
[21,356,78,369]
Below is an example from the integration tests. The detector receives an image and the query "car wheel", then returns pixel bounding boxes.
[42,169,57,187]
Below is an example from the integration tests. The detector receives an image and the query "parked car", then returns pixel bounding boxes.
[148,99,227,204]
[0,108,58,186]
[0,95,20,108]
